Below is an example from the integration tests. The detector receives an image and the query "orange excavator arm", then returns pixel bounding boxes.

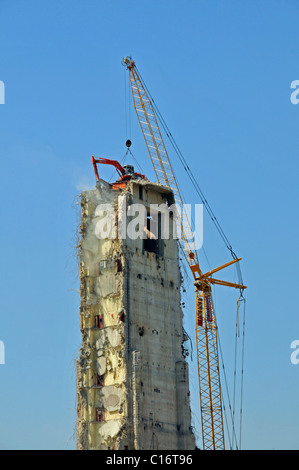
[92,156,125,181]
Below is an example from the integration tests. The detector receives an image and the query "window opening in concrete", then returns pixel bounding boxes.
[95,373,105,386]
[143,212,163,256]
[95,408,105,422]
[138,326,144,336]
[116,258,122,272]
[119,310,125,322]
[94,314,103,329]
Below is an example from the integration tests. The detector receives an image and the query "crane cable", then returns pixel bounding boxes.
[238,295,246,449]
[124,66,132,142]
[232,297,239,449]
[133,63,247,449]
[135,65,244,290]
[217,319,240,449]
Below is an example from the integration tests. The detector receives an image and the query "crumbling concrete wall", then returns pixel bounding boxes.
[77,181,128,450]
[76,178,195,450]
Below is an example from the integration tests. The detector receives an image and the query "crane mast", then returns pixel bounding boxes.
[122,57,246,450]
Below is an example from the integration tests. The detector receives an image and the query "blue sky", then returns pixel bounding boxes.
[0,0,299,450]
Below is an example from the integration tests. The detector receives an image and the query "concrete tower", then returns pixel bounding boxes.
[76,173,195,450]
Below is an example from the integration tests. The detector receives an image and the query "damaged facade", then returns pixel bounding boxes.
[76,175,195,450]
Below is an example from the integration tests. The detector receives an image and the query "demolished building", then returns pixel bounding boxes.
[76,172,196,450]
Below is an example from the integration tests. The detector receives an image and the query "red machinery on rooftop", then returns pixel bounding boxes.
[92,155,145,189]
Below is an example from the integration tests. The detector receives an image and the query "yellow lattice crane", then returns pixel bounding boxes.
[122,56,247,450]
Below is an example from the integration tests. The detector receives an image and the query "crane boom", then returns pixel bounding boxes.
[122,56,247,450]
[122,56,201,277]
